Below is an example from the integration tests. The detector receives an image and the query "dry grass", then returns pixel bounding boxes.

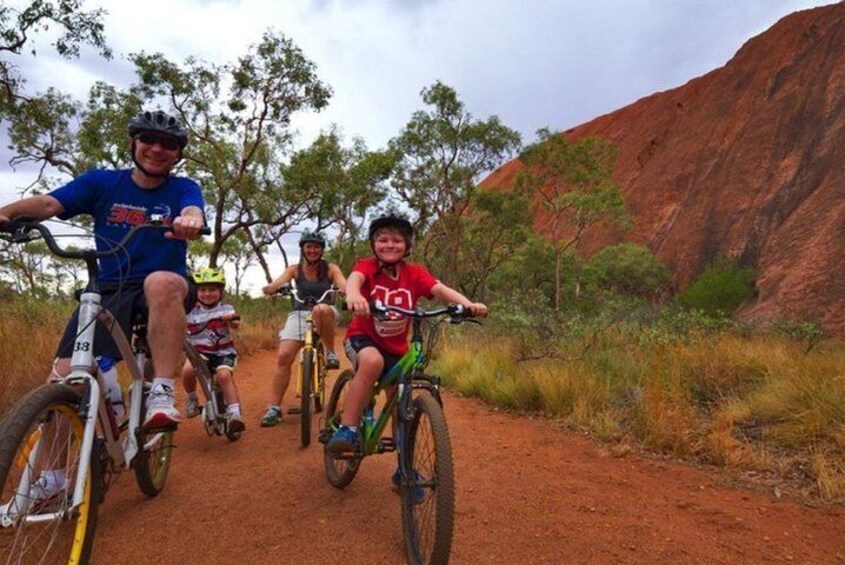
[0,295,285,417]
[435,330,845,503]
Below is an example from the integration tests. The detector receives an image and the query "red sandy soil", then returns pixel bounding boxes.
[91,348,844,564]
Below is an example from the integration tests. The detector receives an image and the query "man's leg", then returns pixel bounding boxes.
[143,272,189,428]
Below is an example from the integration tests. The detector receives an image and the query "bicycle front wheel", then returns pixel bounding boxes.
[400,391,455,565]
[0,384,102,564]
[322,370,361,488]
[133,361,173,496]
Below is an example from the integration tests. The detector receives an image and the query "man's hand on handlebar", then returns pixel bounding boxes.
[166,214,205,240]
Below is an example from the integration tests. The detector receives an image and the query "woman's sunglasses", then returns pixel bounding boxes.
[136,132,181,151]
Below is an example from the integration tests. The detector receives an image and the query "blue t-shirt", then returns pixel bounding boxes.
[50,169,204,282]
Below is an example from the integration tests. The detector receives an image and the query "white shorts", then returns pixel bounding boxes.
[278,307,339,342]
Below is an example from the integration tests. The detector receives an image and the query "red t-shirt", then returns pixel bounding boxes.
[346,258,438,356]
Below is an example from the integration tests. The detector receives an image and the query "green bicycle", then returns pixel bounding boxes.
[319,301,477,565]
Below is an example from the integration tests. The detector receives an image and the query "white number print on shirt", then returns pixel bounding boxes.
[371,285,411,337]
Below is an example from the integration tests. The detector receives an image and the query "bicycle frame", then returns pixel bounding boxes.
[9,301,157,526]
[0,219,184,526]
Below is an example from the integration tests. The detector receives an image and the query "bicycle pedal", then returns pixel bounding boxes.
[378,437,397,453]
[287,407,301,415]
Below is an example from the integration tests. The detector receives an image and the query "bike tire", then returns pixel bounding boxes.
[401,391,455,565]
[314,342,326,414]
[133,359,173,497]
[300,348,314,447]
[0,383,102,564]
[322,369,361,488]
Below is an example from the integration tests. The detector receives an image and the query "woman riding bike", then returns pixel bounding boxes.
[260,231,347,427]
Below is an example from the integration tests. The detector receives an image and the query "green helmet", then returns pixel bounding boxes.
[192,267,225,286]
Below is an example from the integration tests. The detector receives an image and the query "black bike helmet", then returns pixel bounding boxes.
[299,231,326,248]
[128,110,189,149]
[368,213,413,257]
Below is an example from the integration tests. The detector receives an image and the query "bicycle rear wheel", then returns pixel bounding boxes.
[322,370,361,488]
[133,360,173,497]
[300,348,314,447]
[400,391,455,565]
[0,384,102,564]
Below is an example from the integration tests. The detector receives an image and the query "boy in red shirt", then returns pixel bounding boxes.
[327,214,487,456]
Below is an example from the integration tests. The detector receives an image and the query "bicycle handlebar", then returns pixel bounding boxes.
[0,216,211,261]
[371,300,476,321]
[275,283,342,307]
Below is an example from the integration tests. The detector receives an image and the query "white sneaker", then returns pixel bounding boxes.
[144,384,182,429]
[0,474,67,516]
[185,395,201,419]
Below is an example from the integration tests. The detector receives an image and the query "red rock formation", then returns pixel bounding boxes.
[483,3,845,333]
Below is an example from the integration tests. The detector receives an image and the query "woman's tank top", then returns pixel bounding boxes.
[293,263,334,311]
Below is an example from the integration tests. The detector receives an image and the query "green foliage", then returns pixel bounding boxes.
[771,317,826,354]
[283,127,396,270]
[582,243,670,298]
[1,0,110,114]
[388,81,522,294]
[515,129,631,308]
[677,256,756,317]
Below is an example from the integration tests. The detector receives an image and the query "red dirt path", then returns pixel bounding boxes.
[92,348,844,564]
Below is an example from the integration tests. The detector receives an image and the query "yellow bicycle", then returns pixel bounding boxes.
[277,281,342,447]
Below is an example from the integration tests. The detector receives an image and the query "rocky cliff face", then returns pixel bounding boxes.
[484,3,845,333]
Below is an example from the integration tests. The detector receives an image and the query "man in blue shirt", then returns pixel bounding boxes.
[0,110,205,429]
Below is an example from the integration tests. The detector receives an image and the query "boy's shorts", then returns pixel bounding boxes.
[278,307,340,342]
[343,335,402,378]
[203,353,238,374]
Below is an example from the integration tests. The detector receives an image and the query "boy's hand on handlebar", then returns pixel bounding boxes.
[347,295,370,316]
[465,302,488,318]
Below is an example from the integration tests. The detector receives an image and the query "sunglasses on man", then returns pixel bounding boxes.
[135,132,181,151]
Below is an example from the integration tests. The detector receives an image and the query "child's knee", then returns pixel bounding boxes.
[216,369,233,385]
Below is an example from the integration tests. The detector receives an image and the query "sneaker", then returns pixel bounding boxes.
[391,467,426,504]
[144,384,182,429]
[326,425,359,454]
[326,350,340,370]
[227,412,246,433]
[0,474,67,516]
[259,406,282,427]
[185,395,201,419]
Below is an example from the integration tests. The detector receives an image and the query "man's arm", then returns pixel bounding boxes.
[0,195,65,223]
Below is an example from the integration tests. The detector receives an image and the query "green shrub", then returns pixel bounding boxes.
[676,256,756,317]
[583,242,670,297]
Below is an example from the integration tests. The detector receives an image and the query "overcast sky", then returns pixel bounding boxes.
[0,0,837,289]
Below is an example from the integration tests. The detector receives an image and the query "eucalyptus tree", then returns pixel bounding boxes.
[129,30,333,277]
[0,0,110,113]
[515,129,631,309]
[388,81,521,291]
[281,127,396,268]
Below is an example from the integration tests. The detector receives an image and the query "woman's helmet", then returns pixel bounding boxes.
[368,213,413,258]
[299,231,326,248]
[128,110,189,149]
[192,267,225,286]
